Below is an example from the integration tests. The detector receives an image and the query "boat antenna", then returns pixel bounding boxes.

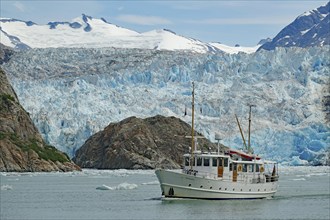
[235,114,248,151]
[190,82,195,170]
[248,104,256,154]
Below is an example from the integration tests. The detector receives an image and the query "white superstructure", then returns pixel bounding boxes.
[156,149,279,199]
[155,82,279,199]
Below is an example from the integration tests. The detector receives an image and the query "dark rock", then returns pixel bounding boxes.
[0,43,15,65]
[73,115,217,169]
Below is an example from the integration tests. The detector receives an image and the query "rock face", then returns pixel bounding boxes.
[0,67,80,171]
[0,44,15,65]
[73,115,217,169]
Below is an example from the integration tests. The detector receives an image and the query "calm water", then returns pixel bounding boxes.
[1,166,329,220]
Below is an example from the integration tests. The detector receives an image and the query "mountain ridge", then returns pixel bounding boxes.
[259,2,330,50]
[0,14,259,54]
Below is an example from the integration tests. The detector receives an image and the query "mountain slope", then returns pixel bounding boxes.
[259,2,330,50]
[0,14,219,53]
[0,66,80,172]
[0,14,261,54]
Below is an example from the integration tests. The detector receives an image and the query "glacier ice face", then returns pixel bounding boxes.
[2,46,330,165]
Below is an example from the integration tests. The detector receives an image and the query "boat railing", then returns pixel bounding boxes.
[238,172,280,184]
[183,169,198,176]
[183,169,219,179]
[183,169,279,183]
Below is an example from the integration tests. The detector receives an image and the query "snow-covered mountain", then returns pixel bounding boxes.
[259,2,330,50]
[0,14,259,54]
[2,46,329,165]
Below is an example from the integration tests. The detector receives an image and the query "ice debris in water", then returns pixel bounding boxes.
[1,185,13,190]
[141,181,159,185]
[96,182,138,190]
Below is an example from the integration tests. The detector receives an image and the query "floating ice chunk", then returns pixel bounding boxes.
[96,184,114,190]
[116,182,138,190]
[141,181,159,185]
[83,169,154,177]
[292,178,306,181]
[1,185,13,190]
[96,182,138,190]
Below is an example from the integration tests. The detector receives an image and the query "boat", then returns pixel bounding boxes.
[155,82,279,200]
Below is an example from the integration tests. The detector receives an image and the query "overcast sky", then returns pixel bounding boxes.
[0,0,328,46]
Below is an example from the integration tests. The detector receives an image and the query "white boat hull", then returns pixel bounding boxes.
[155,169,278,200]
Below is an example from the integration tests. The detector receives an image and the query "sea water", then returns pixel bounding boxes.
[0,166,329,220]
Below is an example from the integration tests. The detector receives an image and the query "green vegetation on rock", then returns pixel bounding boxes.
[0,132,70,163]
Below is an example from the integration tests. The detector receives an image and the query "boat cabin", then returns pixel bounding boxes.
[183,150,278,184]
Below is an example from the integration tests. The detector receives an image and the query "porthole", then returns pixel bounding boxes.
[249,189,251,192]
[210,186,213,189]
[188,184,191,187]
[240,189,243,191]
[233,188,235,191]
[264,189,266,191]
[225,188,227,190]
[258,189,260,192]
[200,186,203,188]
[219,187,221,190]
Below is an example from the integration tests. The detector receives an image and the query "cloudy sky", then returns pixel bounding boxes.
[0,0,327,46]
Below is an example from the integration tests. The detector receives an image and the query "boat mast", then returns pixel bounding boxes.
[190,82,195,170]
[248,104,255,154]
[235,114,248,151]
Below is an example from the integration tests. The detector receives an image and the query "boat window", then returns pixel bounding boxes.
[203,158,210,167]
[224,158,228,167]
[249,165,254,172]
[185,157,189,166]
[219,158,223,167]
[212,158,217,167]
[256,164,260,172]
[229,163,232,171]
[243,164,247,172]
[197,157,202,166]
[233,163,237,171]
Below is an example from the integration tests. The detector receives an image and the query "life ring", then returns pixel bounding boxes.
[237,164,242,172]
[260,166,264,172]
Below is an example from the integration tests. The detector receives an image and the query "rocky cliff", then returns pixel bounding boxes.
[0,67,80,171]
[0,44,15,65]
[73,115,218,169]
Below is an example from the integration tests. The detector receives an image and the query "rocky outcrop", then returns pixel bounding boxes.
[0,68,80,171]
[73,115,218,169]
[0,43,15,65]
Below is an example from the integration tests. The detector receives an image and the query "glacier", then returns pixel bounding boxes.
[1,46,330,165]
